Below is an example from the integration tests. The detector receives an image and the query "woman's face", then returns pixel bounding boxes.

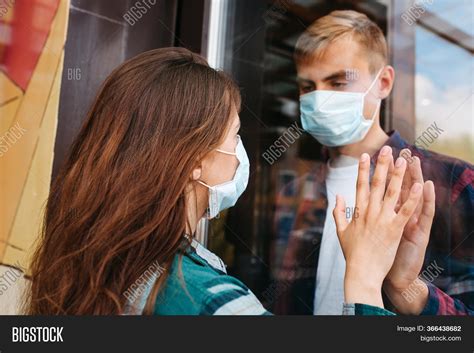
[200,108,241,186]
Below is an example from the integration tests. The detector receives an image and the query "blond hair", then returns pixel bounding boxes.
[295,10,387,73]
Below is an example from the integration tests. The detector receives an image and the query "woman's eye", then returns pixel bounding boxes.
[300,86,314,94]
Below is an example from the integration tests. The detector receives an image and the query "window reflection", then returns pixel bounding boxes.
[415,17,473,163]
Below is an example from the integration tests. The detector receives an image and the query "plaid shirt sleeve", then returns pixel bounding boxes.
[200,276,273,315]
[420,282,474,315]
[407,144,474,316]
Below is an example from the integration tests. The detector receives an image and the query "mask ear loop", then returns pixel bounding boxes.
[198,135,241,216]
[368,99,382,120]
[363,67,384,121]
[197,147,238,188]
[197,180,211,188]
[215,134,241,155]
[196,180,213,219]
[215,149,237,156]
[363,67,384,96]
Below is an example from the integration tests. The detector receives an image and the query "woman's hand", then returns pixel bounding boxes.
[333,146,423,308]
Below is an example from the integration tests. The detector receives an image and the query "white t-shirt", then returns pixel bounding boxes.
[313,155,359,315]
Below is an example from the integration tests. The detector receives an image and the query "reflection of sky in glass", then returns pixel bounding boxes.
[415,23,473,162]
[416,26,472,92]
[422,0,474,36]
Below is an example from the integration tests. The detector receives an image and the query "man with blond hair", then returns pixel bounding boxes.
[274,10,473,315]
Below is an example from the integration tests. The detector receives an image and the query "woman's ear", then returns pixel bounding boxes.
[191,165,202,181]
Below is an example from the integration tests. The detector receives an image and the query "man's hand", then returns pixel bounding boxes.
[383,149,436,314]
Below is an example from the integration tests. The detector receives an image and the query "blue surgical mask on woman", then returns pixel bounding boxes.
[198,135,250,219]
[299,68,383,147]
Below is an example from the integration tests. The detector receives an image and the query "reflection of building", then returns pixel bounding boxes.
[0,0,68,272]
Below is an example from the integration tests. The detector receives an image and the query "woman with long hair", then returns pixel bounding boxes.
[26,47,429,315]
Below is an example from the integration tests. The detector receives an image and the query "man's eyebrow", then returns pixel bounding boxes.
[321,70,348,82]
[297,70,349,84]
[296,77,314,84]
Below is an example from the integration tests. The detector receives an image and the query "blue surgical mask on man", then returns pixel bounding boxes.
[198,135,250,219]
[299,68,384,147]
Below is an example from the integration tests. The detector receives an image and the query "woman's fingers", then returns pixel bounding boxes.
[418,180,436,235]
[354,153,370,217]
[367,146,393,217]
[382,157,407,212]
[333,195,349,237]
[394,182,423,229]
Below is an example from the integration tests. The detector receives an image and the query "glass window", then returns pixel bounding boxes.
[204,0,473,314]
[205,0,390,314]
[415,2,473,163]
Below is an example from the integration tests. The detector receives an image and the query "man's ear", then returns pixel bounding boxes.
[379,65,395,99]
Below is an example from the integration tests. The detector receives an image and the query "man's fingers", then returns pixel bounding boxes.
[399,148,413,209]
[386,156,394,190]
[409,156,424,219]
[382,157,407,212]
[354,153,370,216]
[399,148,413,164]
[394,182,423,228]
[409,156,424,184]
[418,180,435,235]
[333,195,349,238]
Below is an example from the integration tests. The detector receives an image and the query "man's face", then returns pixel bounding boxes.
[296,36,384,122]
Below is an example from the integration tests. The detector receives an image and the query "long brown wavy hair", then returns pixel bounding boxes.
[26,47,241,314]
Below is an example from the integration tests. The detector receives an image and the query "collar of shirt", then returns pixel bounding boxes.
[183,234,227,274]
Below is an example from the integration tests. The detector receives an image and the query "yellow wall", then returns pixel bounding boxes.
[0,0,70,273]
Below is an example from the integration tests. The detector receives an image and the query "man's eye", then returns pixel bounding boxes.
[332,82,347,88]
